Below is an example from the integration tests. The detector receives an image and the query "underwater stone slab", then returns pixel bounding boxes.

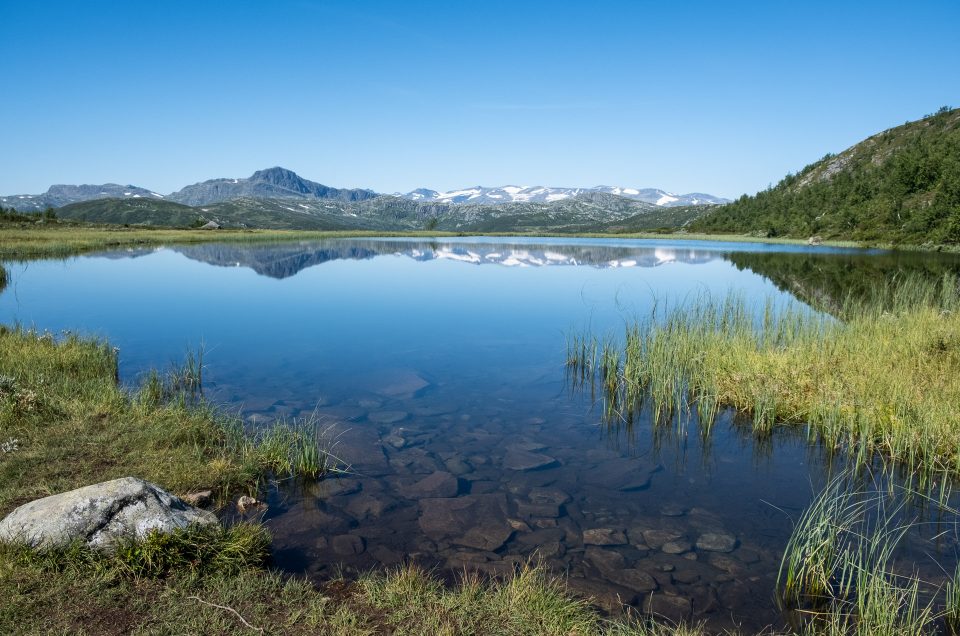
[585,546,627,574]
[331,534,365,555]
[400,471,459,499]
[368,410,409,424]
[503,449,558,471]
[0,477,216,551]
[418,494,513,551]
[607,568,658,592]
[374,370,430,397]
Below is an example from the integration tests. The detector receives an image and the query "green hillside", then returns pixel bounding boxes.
[692,107,960,245]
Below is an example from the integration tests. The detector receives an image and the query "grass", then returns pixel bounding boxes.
[775,471,959,636]
[0,325,340,515]
[0,556,714,635]
[568,273,960,478]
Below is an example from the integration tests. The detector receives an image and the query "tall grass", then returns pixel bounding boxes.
[567,273,960,477]
[774,471,959,636]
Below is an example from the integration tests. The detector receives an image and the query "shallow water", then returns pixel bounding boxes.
[3,237,960,631]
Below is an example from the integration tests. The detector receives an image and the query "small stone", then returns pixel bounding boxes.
[661,540,692,555]
[332,534,365,555]
[181,490,213,507]
[644,593,692,620]
[383,434,407,449]
[643,529,684,549]
[695,533,737,553]
[534,541,565,559]
[583,528,628,546]
[358,398,383,409]
[237,495,262,512]
[608,569,658,592]
[368,410,409,424]
[508,518,532,532]
[585,547,627,574]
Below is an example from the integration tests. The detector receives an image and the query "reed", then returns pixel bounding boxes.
[775,472,951,636]
[568,273,960,477]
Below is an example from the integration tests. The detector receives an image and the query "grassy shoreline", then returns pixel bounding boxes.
[0,221,946,263]
[568,274,960,477]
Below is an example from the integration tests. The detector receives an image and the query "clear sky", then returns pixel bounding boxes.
[2,0,958,199]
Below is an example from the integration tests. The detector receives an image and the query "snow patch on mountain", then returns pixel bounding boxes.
[399,185,728,207]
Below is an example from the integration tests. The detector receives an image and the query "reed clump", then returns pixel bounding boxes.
[775,472,958,636]
[568,273,960,476]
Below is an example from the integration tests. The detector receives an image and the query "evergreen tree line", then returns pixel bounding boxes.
[692,107,960,245]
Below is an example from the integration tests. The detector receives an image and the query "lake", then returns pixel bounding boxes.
[3,236,959,631]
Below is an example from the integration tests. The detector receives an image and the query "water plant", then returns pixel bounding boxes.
[774,471,959,636]
[567,273,960,478]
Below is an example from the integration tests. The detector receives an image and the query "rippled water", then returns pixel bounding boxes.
[3,237,959,632]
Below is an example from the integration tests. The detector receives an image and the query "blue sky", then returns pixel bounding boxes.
[1,0,958,198]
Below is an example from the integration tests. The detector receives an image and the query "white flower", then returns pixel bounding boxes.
[0,438,19,453]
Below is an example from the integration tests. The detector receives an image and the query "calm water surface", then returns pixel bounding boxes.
[3,237,960,632]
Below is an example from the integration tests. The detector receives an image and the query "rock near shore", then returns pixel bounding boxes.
[0,477,217,551]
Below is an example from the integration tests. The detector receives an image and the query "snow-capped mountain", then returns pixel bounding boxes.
[398,185,729,207]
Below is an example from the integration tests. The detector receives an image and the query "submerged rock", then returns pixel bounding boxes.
[583,528,628,546]
[503,450,558,471]
[0,477,217,551]
[419,494,513,551]
[400,471,459,499]
[695,532,738,553]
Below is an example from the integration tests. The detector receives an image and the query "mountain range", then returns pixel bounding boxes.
[397,185,726,207]
[0,166,727,213]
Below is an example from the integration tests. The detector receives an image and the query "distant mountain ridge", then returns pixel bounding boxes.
[0,183,164,211]
[51,190,708,233]
[1,167,728,211]
[167,167,378,206]
[398,185,728,207]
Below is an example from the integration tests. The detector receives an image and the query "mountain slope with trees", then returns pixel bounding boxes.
[691,107,960,245]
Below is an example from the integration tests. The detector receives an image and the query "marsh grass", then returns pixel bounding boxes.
[567,274,960,477]
[354,562,705,636]
[0,325,340,515]
[775,472,960,636]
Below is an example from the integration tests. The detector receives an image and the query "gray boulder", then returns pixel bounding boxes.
[0,477,217,551]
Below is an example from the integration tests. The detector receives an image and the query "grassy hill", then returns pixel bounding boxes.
[691,107,960,245]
